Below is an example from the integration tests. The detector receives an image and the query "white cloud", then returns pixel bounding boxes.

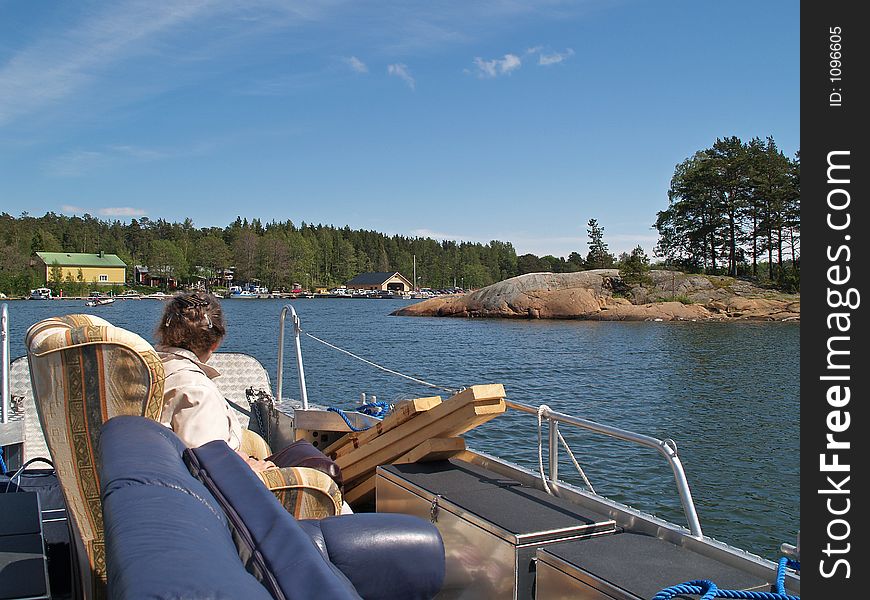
[387,63,415,89]
[472,53,521,78]
[344,56,368,73]
[538,48,575,66]
[411,228,465,240]
[59,203,147,218]
[98,207,148,217]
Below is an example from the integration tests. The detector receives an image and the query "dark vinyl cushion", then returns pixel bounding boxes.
[100,416,227,524]
[99,416,272,600]
[300,514,446,600]
[185,440,362,600]
[103,486,273,600]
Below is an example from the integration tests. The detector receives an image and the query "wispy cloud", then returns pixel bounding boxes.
[538,48,575,66]
[471,54,522,78]
[45,143,179,177]
[387,63,415,89]
[45,151,109,177]
[0,1,218,126]
[411,228,466,241]
[59,204,147,218]
[344,56,368,73]
[99,206,148,217]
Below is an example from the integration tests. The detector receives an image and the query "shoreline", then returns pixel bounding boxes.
[391,270,800,322]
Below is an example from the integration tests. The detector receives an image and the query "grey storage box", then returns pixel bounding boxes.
[535,531,775,600]
[376,459,617,599]
[0,492,51,600]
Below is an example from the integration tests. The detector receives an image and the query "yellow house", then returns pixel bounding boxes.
[35,251,127,286]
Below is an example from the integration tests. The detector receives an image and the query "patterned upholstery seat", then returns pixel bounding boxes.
[26,314,164,599]
[26,314,343,598]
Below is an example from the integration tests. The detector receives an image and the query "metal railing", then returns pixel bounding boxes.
[1,304,9,424]
[276,304,309,409]
[506,399,704,537]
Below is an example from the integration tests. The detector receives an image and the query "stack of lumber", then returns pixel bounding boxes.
[323,384,507,506]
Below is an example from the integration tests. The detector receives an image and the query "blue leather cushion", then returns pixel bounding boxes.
[185,440,361,600]
[100,416,272,599]
[299,514,446,600]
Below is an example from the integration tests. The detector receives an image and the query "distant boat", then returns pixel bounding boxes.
[85,297,115,307]
[141,291,171,300]
[29,288,52,300]
[116,291,141,299]
[227,286,258,298]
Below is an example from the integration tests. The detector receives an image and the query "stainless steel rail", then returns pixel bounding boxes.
[505,398,704,537]
[1,303,9,424]
[276,304,309,409]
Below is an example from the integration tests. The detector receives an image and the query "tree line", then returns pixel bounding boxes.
[0,214,524,294]
[0,135,799,296]
[0,212,639,296]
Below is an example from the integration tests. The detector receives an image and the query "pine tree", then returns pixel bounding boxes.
[585,219,614,269]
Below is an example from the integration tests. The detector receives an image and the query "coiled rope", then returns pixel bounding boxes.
[327,401,392,431]
[536,404,596,495]
[652,557,800,600]
[303,331,461,394]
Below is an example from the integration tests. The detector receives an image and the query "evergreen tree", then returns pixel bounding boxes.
[619,245,652,286]
[585,219,614,269]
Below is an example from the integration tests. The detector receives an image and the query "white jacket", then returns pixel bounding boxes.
[157,345,242,450]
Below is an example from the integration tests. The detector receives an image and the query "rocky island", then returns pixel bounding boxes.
[392,270,800,322]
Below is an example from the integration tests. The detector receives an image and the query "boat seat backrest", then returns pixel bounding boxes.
[25,313,165,599]
[205,351,272,431]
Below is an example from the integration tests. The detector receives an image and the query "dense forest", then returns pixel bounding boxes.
[0,136,799,296]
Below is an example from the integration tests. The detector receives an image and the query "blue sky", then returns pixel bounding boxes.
[0,0,799,258]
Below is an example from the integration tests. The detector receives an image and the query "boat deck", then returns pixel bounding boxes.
[4,357,49,465]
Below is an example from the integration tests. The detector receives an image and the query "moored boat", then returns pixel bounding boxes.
[84,297,115,307]
[227,285,258,298]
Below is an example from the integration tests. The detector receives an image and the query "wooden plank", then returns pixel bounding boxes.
[393,437,466,465]
[323,395,442,458]
[342,476,376,507]
[339,400,504,483]
[344,437,465,507]
[338,398,505,485]
[333,385,503,470]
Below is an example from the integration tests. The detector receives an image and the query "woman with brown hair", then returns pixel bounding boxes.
[155,291,274,471]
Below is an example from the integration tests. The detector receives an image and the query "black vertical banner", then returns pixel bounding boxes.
[801,2,867,597]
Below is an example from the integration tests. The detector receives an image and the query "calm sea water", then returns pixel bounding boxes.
[3,297,799,559]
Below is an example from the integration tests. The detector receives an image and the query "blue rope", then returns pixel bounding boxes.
[775,558,800,595]
[0,448,7,476]
[357,401,390,418]
[326,402,390,432]
[652,557,799,600]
